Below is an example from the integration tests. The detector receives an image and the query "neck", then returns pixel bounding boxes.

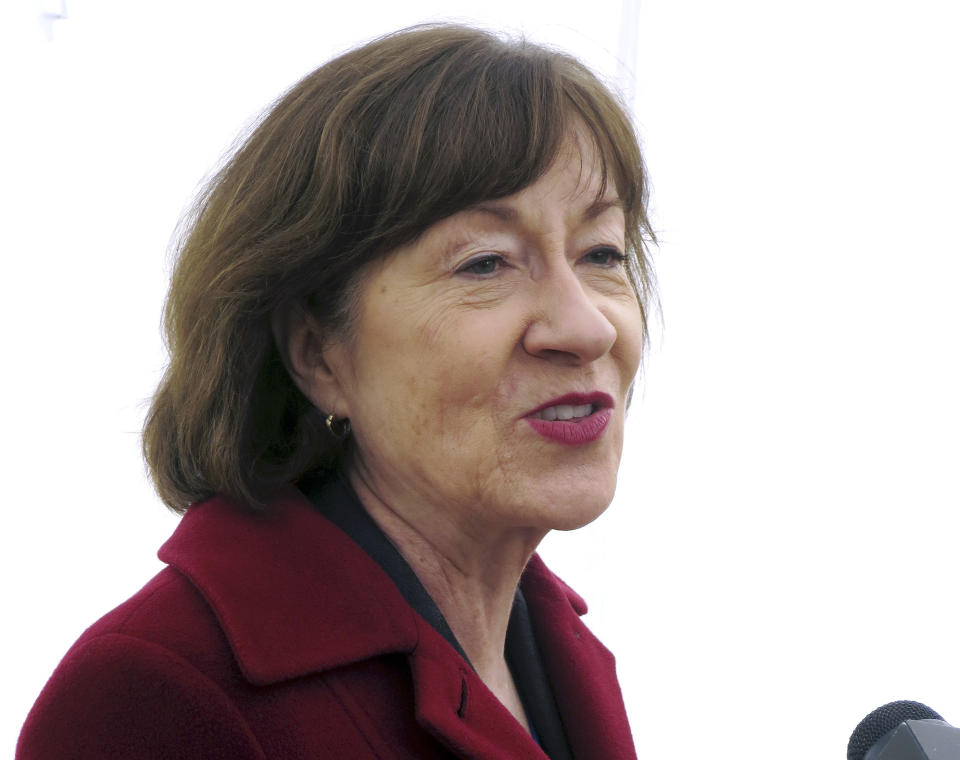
[345,465,545,729]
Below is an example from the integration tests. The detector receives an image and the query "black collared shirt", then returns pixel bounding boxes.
[299,472,573,760]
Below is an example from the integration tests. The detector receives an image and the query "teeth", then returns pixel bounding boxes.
[535,403,594,421]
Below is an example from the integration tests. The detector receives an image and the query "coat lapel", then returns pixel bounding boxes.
[408,619,550,760]
[521,554,638,760]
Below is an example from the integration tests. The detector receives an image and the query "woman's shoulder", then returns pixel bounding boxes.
[16,567,265,759]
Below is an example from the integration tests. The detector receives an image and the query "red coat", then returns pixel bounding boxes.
[17,487,636,759]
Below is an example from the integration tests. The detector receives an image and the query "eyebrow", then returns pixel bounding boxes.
[469,196,623,225]
[581,197,624,221]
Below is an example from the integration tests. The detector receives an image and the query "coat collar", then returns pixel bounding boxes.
[159,484,635,759]
[158,485,421,685]
[159,484,594,687]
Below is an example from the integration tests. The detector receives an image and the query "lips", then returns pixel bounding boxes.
[524,392,614,445]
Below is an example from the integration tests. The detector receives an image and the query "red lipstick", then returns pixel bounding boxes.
[524,392,614,445]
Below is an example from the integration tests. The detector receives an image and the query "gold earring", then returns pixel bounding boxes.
[325,413,351,439]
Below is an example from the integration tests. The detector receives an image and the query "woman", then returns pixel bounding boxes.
[18,23,654,759]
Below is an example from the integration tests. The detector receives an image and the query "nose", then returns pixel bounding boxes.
[521,266,617,364]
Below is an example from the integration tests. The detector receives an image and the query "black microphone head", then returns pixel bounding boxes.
[847,700,944,760]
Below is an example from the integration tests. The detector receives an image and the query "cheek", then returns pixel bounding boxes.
[419,307,523,396]
[352,275,525,434]
[350,323,492,437]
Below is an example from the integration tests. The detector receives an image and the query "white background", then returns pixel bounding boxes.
[2,1,958,757]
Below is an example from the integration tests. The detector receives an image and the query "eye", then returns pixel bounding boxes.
[582,246,627,267]
[457,254,505,276]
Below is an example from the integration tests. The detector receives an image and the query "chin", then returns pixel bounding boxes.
[527,478,618,533]
[550,501,614,532]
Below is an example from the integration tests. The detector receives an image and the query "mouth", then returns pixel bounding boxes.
[524,392,615,445]
[526,392,615,420]
[531,403,598,421]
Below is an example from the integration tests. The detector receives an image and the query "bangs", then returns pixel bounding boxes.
[329,30,642,262]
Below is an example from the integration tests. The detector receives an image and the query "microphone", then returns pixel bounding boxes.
[847,701,960,760]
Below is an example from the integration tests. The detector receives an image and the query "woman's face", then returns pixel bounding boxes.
[308,132,644,537]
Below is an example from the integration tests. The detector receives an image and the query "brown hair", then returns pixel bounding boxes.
[143,23,657,513]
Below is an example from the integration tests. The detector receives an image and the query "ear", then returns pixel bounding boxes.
[272,304,349,417]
